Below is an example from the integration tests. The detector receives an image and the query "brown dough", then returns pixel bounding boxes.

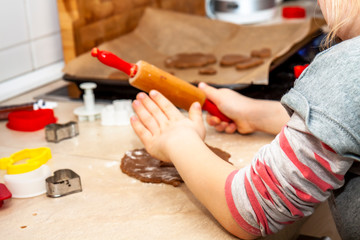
[164,53,216,69]
[120,145,231,187]
[199,67,217,75]
[251,48,272,58]
[236,58,264,70]
[220,54,251,66]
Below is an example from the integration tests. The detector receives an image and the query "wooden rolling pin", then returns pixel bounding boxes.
[91,48,231,122]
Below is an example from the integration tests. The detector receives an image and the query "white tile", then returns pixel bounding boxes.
[0,0,29,49]
[25,0,60,39]
[0,61,64,102]
[31,33,63,69]
[0,44,33,82]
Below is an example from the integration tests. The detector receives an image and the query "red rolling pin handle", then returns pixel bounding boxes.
[202,99,232,123]
[91,48,232,123]
[91,48,138,77]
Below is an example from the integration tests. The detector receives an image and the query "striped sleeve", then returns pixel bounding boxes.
[225,113,354,237]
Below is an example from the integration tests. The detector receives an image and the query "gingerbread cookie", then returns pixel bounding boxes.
[220,54,251,66]
[236,58,264,70]
[199,67,217,75]
[120,145,231,187]
[251,48,272,58]
[164,53,216,69]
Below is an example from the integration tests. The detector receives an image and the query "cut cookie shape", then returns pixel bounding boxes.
[199,67,217,75]
[250,48,272,58]
[220,54,251,66]
[236,58,264,70]
[165,53,217,69]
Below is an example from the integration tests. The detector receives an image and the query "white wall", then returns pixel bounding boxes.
[0,0,64,102]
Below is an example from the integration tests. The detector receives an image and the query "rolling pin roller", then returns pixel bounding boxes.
[91,48,231,122]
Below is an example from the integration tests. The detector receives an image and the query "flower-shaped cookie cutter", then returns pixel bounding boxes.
[4,164,52,198]
[7,109,57,132]
[45,121,79,143]
[0,147,51,174]
[46,169,82,198]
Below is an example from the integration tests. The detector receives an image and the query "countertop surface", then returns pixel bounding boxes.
[0,80,340,239]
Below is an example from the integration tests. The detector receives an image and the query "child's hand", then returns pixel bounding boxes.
[199,82,290,135]
[199,82,257,134]
[130,90,206,162]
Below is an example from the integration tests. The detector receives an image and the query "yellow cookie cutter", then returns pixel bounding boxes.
[0,147,51,174]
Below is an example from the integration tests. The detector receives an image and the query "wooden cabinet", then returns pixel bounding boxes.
[57,0,206,63]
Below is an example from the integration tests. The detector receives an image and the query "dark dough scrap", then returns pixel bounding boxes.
[120,145,231,187]
[220,54,251,66]
[199,67,217,75]
[236,58,264,70]
[164,53,217,69]
[251,48,272,58]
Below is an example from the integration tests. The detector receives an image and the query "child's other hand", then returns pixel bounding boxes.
[199,82,257,134]
[130,90,206,162]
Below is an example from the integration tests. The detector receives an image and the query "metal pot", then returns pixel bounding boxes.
[205,0,278,24]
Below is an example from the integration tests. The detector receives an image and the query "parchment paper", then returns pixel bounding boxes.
[63,8,324,85]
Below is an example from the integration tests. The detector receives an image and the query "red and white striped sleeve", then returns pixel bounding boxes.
[225,113,354,237]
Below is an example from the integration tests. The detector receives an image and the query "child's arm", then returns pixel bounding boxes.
[226,113,354,236]
[131,90,258,239]
[198,82,290,135]
[130,90,354,238]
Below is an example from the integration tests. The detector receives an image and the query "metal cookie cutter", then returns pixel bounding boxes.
[45,121,79,143]
[46,169,82,198]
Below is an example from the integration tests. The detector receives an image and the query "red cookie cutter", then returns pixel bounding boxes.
[7,109,57,132]
[0,183,12,208]
[282,6,306,19]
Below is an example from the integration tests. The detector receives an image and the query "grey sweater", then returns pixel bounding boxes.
[225,36,359,237]
[281,36,360,161]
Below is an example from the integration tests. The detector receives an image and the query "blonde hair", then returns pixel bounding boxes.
[322,0,360,47]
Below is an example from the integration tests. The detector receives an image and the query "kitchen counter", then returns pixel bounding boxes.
[0,80,340,239]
